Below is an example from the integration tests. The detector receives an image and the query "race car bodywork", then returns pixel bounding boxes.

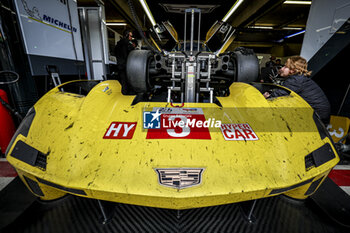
[6,79,339,209]
[5,2,340,212]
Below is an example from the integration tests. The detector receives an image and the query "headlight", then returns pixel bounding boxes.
[5,107,36,157]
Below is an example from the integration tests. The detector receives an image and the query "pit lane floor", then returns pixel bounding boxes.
[1,177,350,233]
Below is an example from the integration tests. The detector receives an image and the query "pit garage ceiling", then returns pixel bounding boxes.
[78,0,312,55]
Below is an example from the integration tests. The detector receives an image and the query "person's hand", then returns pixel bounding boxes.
[263,92,270,98]
[260,79,264,83]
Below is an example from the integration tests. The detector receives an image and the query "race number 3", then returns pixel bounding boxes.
[146,114,211,139]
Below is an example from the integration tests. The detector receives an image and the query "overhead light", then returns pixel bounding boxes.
[282,27,303,30]
[106,23,127,26]
[316,25,331,32]
[248,26,273,29]
[159,4,219,14]
[139,0,156,27]
[283,1,312,5]
[284,30,305,38]
[222,0,244,22]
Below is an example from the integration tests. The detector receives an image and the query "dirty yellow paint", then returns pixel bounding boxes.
[6,80,339,209]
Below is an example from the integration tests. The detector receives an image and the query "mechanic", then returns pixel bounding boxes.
[274,58,282,68]
[259,67,274,83]
[115,30,135,94]
[263,56,331,124]
[265,56,276,67]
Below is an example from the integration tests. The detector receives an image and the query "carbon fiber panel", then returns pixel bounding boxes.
[2,195,348,233]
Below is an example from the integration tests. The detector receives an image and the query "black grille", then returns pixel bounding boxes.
[312,143,336,167]
[305,153,315,171]
[305,143,336,172]
[35,152,47,170]
[11,141,38,166]
[11,140,48,170]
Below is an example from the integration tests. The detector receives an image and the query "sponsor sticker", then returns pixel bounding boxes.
[103,122,137,139]
[220,123,259,141]
[143,110,161,129]
[102,86,112,95]
[145,108,219,139]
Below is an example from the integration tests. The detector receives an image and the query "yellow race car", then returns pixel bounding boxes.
[5,68,338,210]
[5,7,339,222]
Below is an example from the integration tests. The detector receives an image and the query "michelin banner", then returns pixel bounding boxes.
[15,0,84,61]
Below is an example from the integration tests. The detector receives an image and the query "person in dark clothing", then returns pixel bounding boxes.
[115,30,135,94]
[264,56,331,124]
[274,59,282,68]
[259,67,275,83]
[260,58,282,83]
[265,56,276,67]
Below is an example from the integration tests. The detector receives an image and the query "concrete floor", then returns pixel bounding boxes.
[0,158,16,190]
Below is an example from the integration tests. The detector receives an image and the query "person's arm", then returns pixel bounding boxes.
[269,76,301,97]
[269,88,289,97]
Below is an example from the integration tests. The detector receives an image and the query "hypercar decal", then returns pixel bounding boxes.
[155,168,204,189]
[220,123,259,141]
[103,122,137,139]
[145,108,214,139]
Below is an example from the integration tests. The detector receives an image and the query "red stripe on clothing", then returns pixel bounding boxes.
[0,161,17,177]
[329,169,350,186]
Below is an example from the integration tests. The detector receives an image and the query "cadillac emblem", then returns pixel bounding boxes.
[155,168,204,189]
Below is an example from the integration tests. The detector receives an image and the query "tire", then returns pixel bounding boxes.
[232,47,259,83]
[126,50,153,93]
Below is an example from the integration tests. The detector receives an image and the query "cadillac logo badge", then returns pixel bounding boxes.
[155,168,204,189]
